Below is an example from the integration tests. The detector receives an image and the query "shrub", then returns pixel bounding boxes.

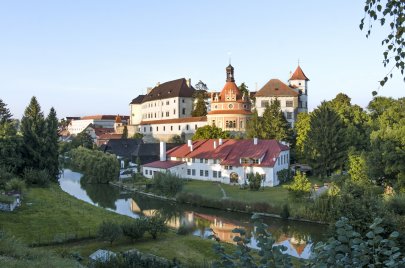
[5,178,26,194]
[247,172,263,191]
[152,172,183,197]
[121,218,148,241]
[284,171,311,198]
[22,168,50,186]
[386,194,405,215]
[280,204,290,219]
[0,166,14,189]
[146,216,168,240]
[277,169,291,183]
[97,221,122,245]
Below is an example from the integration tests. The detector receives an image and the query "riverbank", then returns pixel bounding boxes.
[0,183,232,266]
[112,179,328,225]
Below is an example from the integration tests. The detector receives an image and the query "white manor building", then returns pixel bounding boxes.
[143,138,290,187]
[67,115,129,135]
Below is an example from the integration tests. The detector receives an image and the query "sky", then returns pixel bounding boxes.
[0,1,403,119]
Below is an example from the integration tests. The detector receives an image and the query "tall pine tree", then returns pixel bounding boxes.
[305,102,348,177]
[0,98,12,125]
[44,107,59,180]
[246,109,264,138]
[261,99,293,142]
[21,96,46,171]
[192,92,207,117]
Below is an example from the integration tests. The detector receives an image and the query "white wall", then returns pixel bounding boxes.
[130,103,143,125]
[67,119,115,135]
[140,97,194,122]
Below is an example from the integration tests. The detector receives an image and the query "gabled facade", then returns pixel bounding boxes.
[143,138,290,187]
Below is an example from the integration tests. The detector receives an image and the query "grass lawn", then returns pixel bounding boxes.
[182,180,224,200]
[0,183,132,244]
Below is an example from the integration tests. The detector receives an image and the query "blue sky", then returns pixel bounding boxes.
[0,1,403,118]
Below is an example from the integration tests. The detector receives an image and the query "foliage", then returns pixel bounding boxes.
[192,91,207,117]
[245,109,265,139]
[122,125,128,139]
[71,131,94,149]
[280,204,290,219]
[294,112,311,162]
[151,172,184,197]
[192,125,230,140]
[360,0,405,86]
[284,171,311,198]
[131,132,144,139]
[44,107,60,180]
[136,156,141,173]
[0,121,23,173]
[261,99,293,142]
[310,217,405,267]
[238,82,249,100]
[349,151,370,186]
[22,168,51,187]
[368,96,396,119]
[146,215,168,240]
[121,218,148,241]
[70,147,120,183]
[277,168,291,183]
[97,220,123,245]
[246,172,263,191]
[176,225,194,235]
[169,134,185,144]
[0,98,12,124]
[0,166,14,190]
[305,102,348,177]
[211,214,292,267]
[386,194,405,216]
[5,177,26,194]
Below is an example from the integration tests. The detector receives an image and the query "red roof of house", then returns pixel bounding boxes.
[94,128,114,137]
[167,139,289,167]
[140,116,207,125]
[289,65,309,81]
[219,82,242,101]
[98,133,122,140]
[255,79,299,97]
[143,160,185,169]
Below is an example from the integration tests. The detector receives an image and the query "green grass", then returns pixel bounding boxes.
[182,180,224,200]
[0,194,16,204]
[0,183,130,244]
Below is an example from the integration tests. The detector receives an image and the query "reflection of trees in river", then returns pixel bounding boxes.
[80,177,120,209]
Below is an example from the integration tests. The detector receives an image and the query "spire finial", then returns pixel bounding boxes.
[298,58,300,66]
[228,51,232,65]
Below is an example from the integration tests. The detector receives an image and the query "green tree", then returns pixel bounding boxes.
[151,172,184,197]
[247,172,263,191]
[122,125,128,139]
[294,112,311,162]
[360,0,405,86]
[192,91,207,117]
[0,121,23,173]
[348,151,370,186]
[367,96,396,120]
[245,109,264,139]
[146,216,168,240]
[192,125,230,140]
[44,107,59,181]
[0,98,12,125]
[136,156,141,173]
[169,134,184,143]
[262,99,293,142]
[71,131,93,149]
[97,221,122,245]
[20,96,46,171]
[305,102,348,177]
[284,171,311,198]
[131,133,144,140]
[121,218,148,241]
[238,82,249,100]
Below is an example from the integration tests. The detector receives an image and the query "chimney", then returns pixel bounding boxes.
[190,144,193,152]
[254,137,258,145]
[187,140,192,147]
[156,82,160,87]
[160,141,166,161]
[186,78,191,88]
[213,141,217,149]
[219,138,223,146]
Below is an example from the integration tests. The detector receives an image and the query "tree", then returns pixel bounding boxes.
[192,92,207,117]
[169,134,184,144]
[305,102,348,177]
[360,0,405,86]
[121,218,148,241]
[97,221,122,245]
[294,112,311,162]
[20,96,46,171]
[146,216,168,240]
[245,109,265,139]
[238,82,249,100]
[0,98,12,125]
[261,99,293,142]
[131,133,144,140]
[44,107,59,181]
[0,121,23,173]
[122,125,128,139]
[367,96,396,120]
[136,156,141,174]
[194,80,208,91]
[192,125,230,140]
[151,172,183,197]
[71,131,93,149]
[348,151,370,186]
[247,172,263,191]
[284,171,311,198]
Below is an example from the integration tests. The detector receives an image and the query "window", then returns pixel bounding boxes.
[174,99,176,103]
[187,169,191,175]
[192,169,196,176]
[218,171,222,177]
[252,159,259,164]
[195,124,197,130]
[225,165,233,170]
[182,108,186,115]
[200,170,204,176]
[186,125,189,130]
[226,120,236,128]
[261,100,268,107]
[228,104,234,109]
[166,111,169,117]
[144,127,146,132]
[182,99,185,103]
[240,121,243,128]
[173,109,176,115]
[192,158,195,163]
[171,126,173,131]
[214,159,218,164]
[161,112,164,117]
[286,112,293,120]
[213,171,218,178]
[150,127,152,131]
[205,170,209,177]
[200,158,203,163]
[242,158,249,164]
[212,120,216,126]
[178,125,181,130]
[166,101,169,105]
[145,170,148,175]
[163,126,165,131]
[286,100,293,107]
[204,159,208,163]
[156,126,159,131]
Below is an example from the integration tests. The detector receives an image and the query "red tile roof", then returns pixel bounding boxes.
[81,115,129,120]
[94,128,114,137]
[98,133,122,140]
[207,110,252,115]
[255,79,299,97]
[219,82,242,101]
[289,65,309,81]
[143,160,185,169]
[140,116,207,125]
[167,139,289,167]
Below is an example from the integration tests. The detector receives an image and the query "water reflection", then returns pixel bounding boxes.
[59,169,326,259]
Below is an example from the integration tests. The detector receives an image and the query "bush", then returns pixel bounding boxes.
[386,194,405,215]
[5,178,26,194]
[146,216,168,240]
[277,169,291,183]
[0,166,14,189]
[22,168,50,186]
[121,218,148,241]
[97,221,122,245]
[280,204,290,219]
[152,172,183,197]
[176,225,194,235]
[247,172,263,191]
[284,171,311,198]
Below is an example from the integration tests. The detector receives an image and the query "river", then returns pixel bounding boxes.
[59,169,327,259]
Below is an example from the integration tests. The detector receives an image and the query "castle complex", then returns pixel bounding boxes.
[128,64,309,142]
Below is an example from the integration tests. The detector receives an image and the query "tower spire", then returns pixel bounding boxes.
[226,63,235,82]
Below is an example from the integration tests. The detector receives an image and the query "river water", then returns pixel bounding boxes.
[59,169,327,259]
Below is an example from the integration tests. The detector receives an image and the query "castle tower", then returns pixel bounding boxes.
[288,65,309,113]
[114,115,123,132]
[207,64,252,131]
